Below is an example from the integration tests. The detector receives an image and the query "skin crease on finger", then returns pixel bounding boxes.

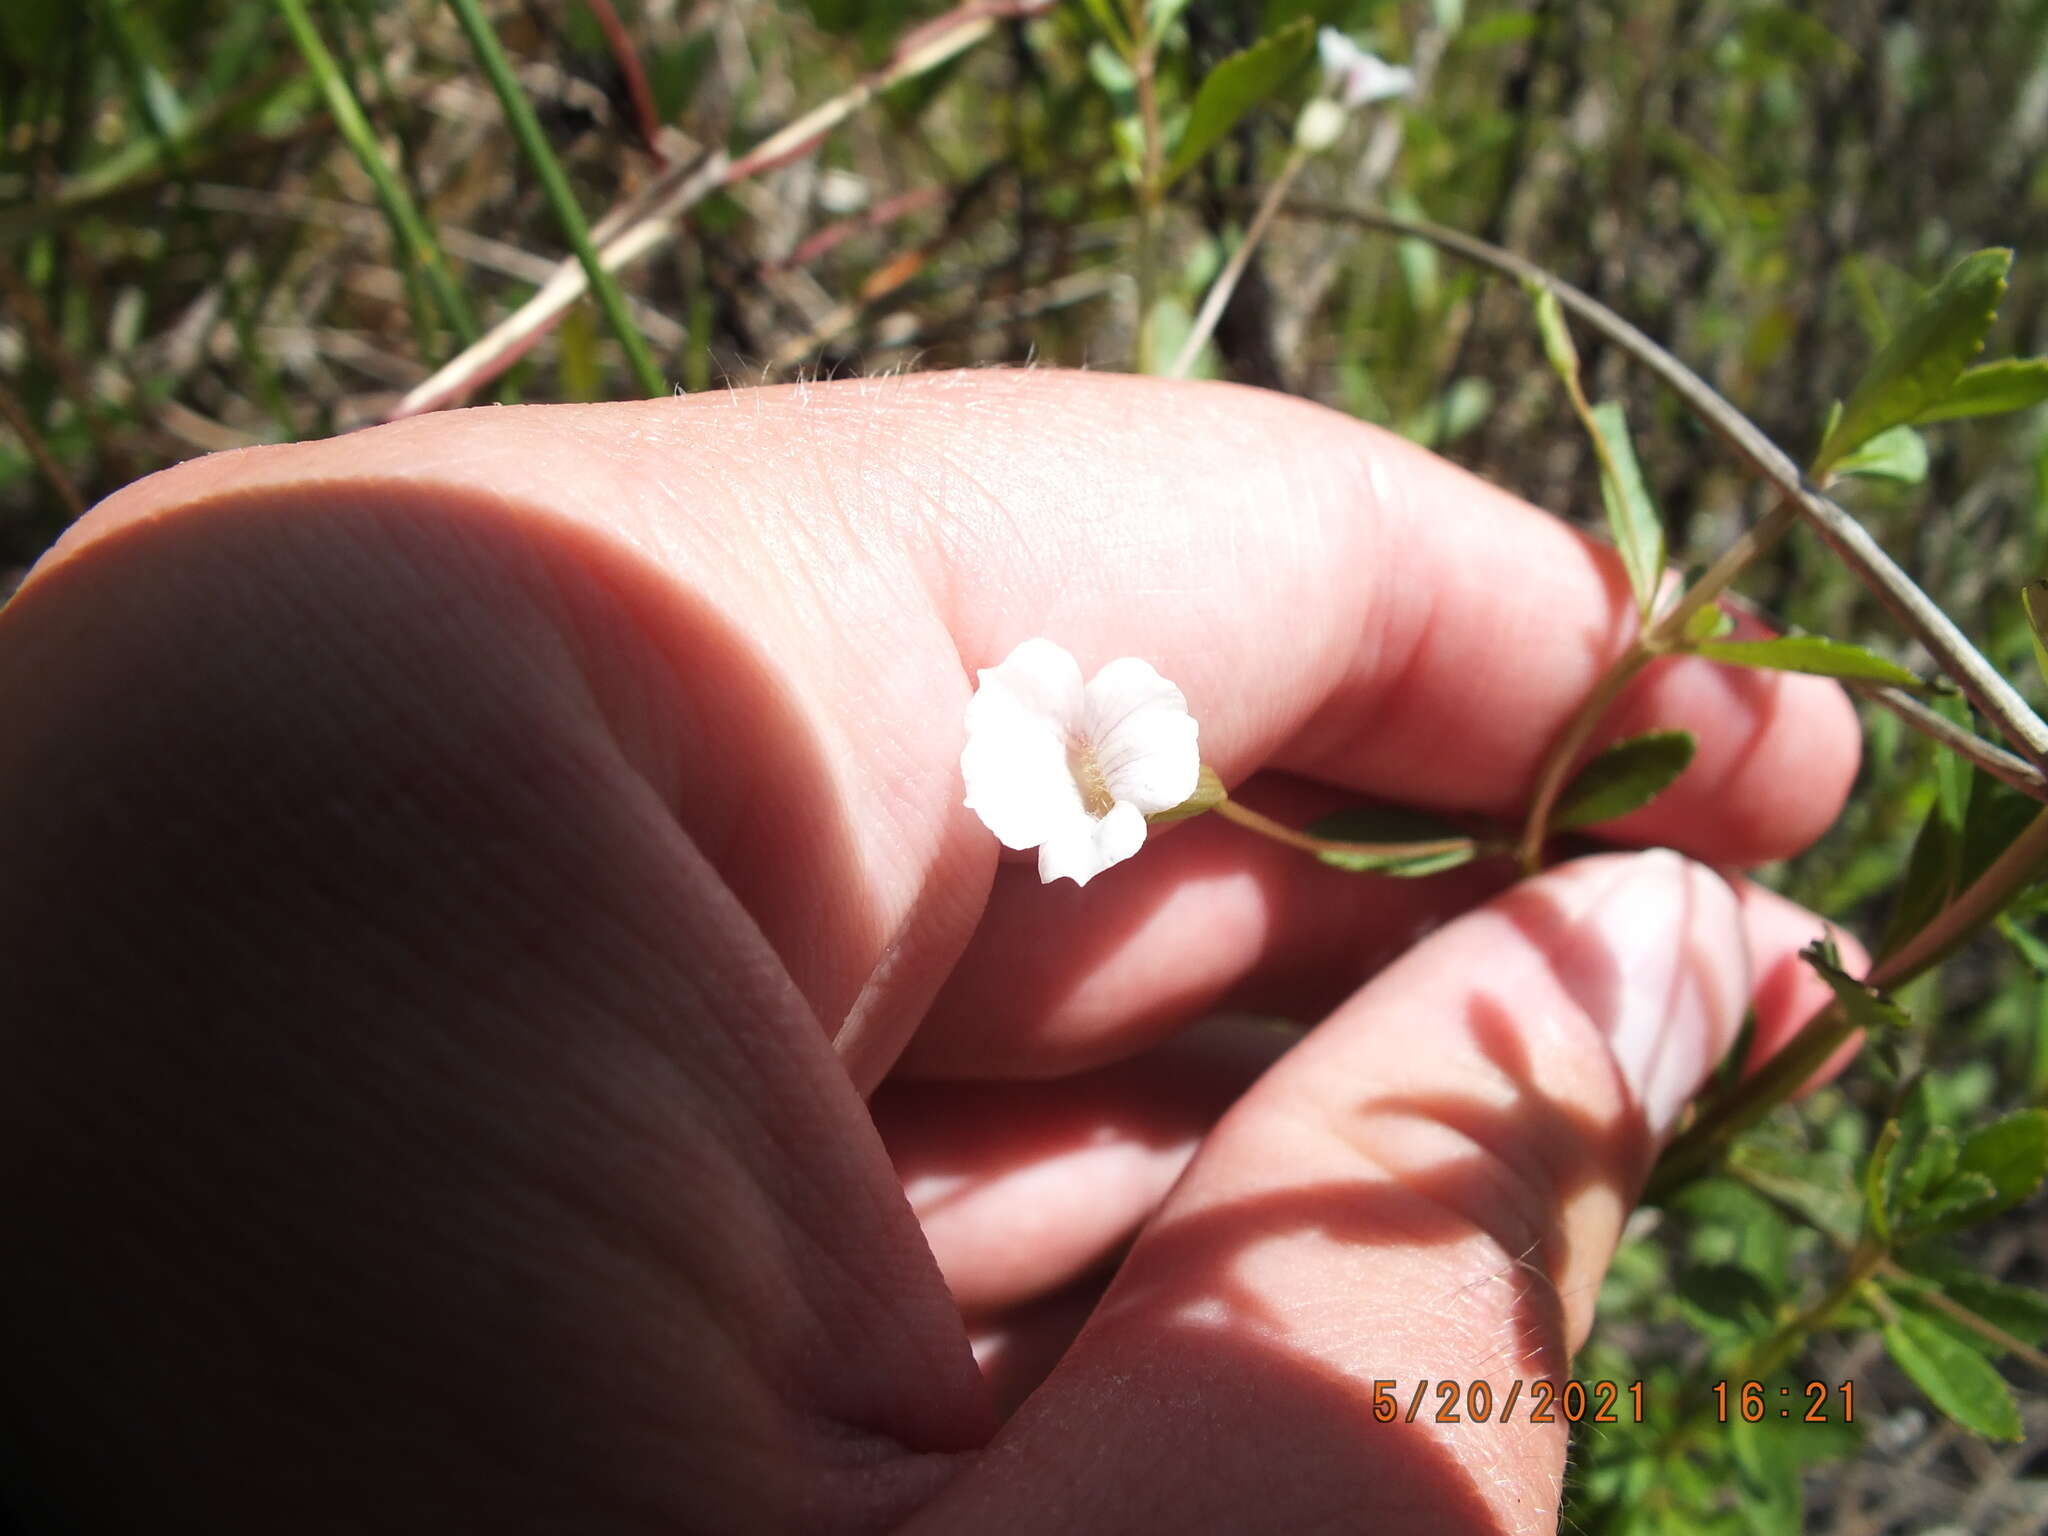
[1,371,1865,1533]
[39,369,1861,1100]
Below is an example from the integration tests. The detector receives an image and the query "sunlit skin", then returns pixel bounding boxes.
[0,370,1865,1533]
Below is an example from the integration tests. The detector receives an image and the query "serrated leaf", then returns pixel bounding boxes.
[1306,803,1478,877]
[1913,357,2048,423]
[1165,18,1315,185]
[1586,400,1665,618]
[1882,1303,2023,1439]
[1553,730,1696,830]
[1948,1109,2048,1220]
[1829,424,1929,483]
[1906,1170,1999,1235]
[1147,763,1226,825]
[2021,581,2048,691]
[1814,248,2011,475]
[1693,635,1924,689]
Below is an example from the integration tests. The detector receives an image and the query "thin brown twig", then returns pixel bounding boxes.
[580,0,666,164]
[388,0,1050,419]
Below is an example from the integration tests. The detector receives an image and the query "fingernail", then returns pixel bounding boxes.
[1571,849,1749,1141]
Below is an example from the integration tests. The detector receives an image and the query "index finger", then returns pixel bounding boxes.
[42,370,1859,1083]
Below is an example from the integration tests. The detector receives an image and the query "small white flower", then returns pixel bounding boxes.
[1317,28,1415,109]
[960,638,1201,887]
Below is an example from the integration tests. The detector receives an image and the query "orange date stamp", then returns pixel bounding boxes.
[1370,1379,1646,1425]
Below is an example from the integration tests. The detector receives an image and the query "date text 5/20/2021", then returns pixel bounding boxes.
[1372,1381,1857,1425]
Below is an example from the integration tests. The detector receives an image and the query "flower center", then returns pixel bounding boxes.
[1067,737,1117,818]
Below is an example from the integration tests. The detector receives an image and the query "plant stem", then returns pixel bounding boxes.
[276,0,477,348]
[1170,142,1310,379]
[1852,684,2048,801]
[1875,1257,2048,1374]
[1212,796,1475,862]
[1516,647,1654,873]
[443,0,665,398]
[1281,201,2048,769]
[1649,801,2048,1195]
[1747,1242,1886,1383]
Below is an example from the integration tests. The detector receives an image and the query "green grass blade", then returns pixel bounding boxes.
[274,0,478,347]
[442,0,666,399]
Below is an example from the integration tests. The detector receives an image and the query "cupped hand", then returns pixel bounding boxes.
[0,371,1862,1534]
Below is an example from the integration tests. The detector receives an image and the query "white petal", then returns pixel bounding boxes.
[1036,801,1148,887]
[1339,55,1414,108]
[1318,29,1413,107]
[961,639,1088,849]
[1317,26,1365,79]
[1083,657,1201,815]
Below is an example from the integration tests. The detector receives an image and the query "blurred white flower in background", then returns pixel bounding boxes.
[960,638,1201,887]
[1317,28,1416,109]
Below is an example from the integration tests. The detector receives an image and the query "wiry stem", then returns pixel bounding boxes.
[1212,796,1475,862]
[1170,143,1310,380]
[1280,200,2048,769]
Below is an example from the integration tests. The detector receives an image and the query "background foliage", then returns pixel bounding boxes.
[6,0,2048,1527]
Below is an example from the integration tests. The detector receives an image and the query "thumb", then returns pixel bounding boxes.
[908,849,1747,1535]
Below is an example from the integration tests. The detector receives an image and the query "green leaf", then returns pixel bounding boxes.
[1586,401,1666,618]
[1306,804,1478,878]
[1913,358,2048,423]
[1147,764,1227,825]
[1165,18,1316,185]
[1892,1250,2048,1349]
[1693,635,1923,689]
[1947,1109,2048,1222]
[1882,1303,2023,1439]
[1814,248,2011,475]
[1681,602,1736,642]
[1553,730,1697,830]
[1525,278,1580,385]
[1864,1120,1900,1243]
[2021,581,2048,691]
[1829,424,1929,483]
[1801,938,1916,1040]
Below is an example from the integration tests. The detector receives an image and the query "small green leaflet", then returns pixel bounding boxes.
[1801,936,1914,1038]
[1691,635,1924,689]
[1305,803,1478,878]
[1882,1303,2023,1440]
[1938,1110,2048,1230]
[1681,602,1736,642]
[1552,730,1695,830]
[1813,247,2011,476]
[1165,18,1315,185]
[1586,401,1666,620]
[1913,357,2048,423]
[1525,277,1578,380]
[1829,424,1928,484]
[1522,280,1664,616]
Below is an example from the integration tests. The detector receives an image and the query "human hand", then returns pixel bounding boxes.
[0,370,1862,1533]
